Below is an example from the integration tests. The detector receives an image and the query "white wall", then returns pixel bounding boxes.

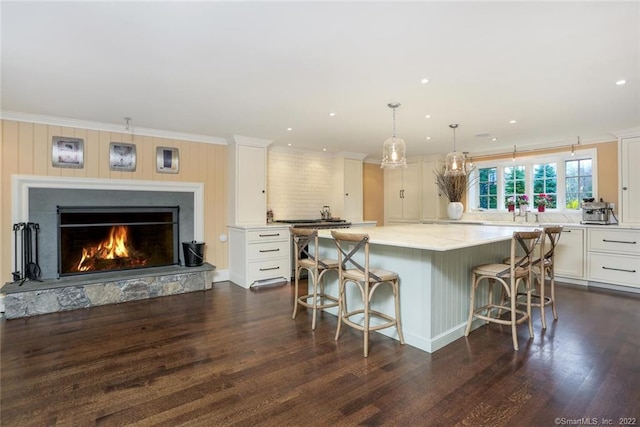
[267,148,334,220]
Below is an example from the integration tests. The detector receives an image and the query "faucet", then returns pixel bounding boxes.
[534,213,539,223]
[524,211,529,222]
[512,210,516,222]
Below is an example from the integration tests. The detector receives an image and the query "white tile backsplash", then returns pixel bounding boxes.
[267,149,334,220]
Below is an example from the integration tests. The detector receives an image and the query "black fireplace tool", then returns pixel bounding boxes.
[12,222,42,285]
[24,223,42,282]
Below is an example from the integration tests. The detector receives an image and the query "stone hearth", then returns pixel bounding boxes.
[1,264,215,319]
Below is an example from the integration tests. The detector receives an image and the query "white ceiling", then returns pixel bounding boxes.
[2,1,639,161]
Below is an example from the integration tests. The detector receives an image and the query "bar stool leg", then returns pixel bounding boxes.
[292,267,301,320]
[550,266,558,320]
[363,281,370,357]
[465,274,479,337]
[539,272,547,329]
[510,278,519,351]
[393,279,405,344]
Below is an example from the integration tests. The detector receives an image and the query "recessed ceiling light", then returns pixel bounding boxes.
[287,143,292,146]
[492,137,497,141]
[616,79,627,85]
[426,136,431,140]
[322,148,327,151]
[328,112,336,117]
[287,127,293,131]
[421,78,429,84]
[509,120,517,124]
[424,114,431,119]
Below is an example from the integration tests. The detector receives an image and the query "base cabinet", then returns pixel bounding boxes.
[229,226,290,288]
[587,228,640,289]
[554,227,585,279]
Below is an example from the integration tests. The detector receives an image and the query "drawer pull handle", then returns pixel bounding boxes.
[602,239,636,244]
[602,266,637,273]
[259,266,280,271]
[259,233,280,237]
[259,249,280,253]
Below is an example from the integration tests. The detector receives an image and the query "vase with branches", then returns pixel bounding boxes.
[434,167,477,219]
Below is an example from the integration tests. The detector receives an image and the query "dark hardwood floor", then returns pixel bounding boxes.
[1,281,639,426]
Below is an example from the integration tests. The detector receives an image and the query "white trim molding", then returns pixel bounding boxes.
[12,175,205,240]
[0,111,228,145]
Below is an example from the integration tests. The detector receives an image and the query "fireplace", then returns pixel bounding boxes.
[57,206,180,277]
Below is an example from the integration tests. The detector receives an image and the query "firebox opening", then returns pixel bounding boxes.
[58,206,180,277]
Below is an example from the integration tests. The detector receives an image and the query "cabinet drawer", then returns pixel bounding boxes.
[248,258,289,282]
[248,240,289,260]
[588,252,640,287]
[588,229,640,255]
[247,229,288,243]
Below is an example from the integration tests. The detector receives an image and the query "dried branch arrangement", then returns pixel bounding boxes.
[434,168,478,203]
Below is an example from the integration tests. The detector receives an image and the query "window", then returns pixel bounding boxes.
[468,149,596,211]
[533,163,557,209]
[565,158,592,209]
[478,167,497,209]
[504,165,526,206]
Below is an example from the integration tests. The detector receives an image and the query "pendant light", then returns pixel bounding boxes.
[381,102,407,169]
[445,124,466,176]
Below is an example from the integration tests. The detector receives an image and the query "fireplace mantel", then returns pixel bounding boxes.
[11,175,205,280]
[12,175,204,237]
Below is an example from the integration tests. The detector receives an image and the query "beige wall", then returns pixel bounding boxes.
[0,120,228,283]
[363,162,384,226]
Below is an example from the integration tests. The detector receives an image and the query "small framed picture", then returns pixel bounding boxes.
[52,136,84,168]
[109,142,137,172]
[156,146,179,174]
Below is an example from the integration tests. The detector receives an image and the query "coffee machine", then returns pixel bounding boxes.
[581,199,617,225]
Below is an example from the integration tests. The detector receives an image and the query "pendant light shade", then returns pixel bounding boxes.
[445,124,466,176]
[381,103,407,169]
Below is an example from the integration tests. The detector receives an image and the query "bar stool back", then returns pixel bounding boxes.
[530,225,563,328]
[464,230,542,351]
[291,228,339,330]
[331,230,405,357]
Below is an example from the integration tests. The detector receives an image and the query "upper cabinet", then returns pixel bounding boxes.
[384,159,421,223]
[332,156,364,222]
[619,134,640,224]
[228,136,272,226]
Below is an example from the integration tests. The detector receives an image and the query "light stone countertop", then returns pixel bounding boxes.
[318,223,539,252]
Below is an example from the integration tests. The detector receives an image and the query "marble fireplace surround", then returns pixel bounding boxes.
[2,175,210,318]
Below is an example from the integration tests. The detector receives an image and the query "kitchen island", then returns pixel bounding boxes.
[315,223,538,353]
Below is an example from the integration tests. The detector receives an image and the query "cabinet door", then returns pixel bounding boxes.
[554,228,584,278]
[401,163,421,221]
[343,159,363,221]
[422,160,447,220]
[385,168,404,221]
[621,136,640,224]
[237,145,266,225]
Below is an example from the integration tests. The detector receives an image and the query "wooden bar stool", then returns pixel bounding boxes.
[515,226,563,329]
[464,230,542,351]
[291,228,339,330]
[331,230,405,357]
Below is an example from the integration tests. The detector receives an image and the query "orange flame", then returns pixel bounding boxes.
[76,225,131,272]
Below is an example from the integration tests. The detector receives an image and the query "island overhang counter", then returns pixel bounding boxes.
[314,223,539,353]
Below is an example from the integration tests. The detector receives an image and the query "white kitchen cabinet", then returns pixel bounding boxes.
[587,228,640,289]
[421,158,448,221]
[619,135,640,225]
[332,156,364,222]
[554,227,585,280]
[228,225,290,288]
[384,160,421,223]
[228,136,271,226]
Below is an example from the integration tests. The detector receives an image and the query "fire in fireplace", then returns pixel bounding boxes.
[58,206,180,277]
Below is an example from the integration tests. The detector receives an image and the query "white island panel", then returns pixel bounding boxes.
[316,223,530,353]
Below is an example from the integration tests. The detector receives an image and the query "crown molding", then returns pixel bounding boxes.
[0,111,228,145]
